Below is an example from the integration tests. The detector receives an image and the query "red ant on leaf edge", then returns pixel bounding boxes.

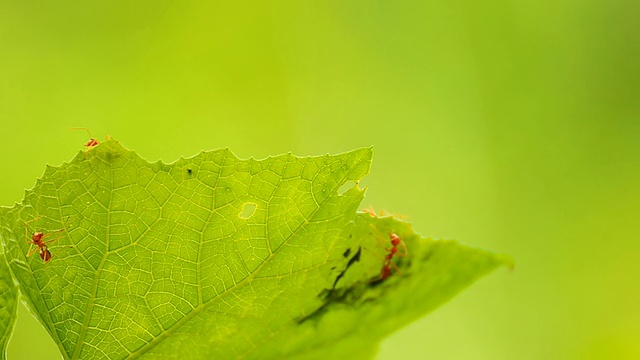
[371,226,408,281]
[23,216,68,263]
[361,208,409,280]
[69,127,110,151]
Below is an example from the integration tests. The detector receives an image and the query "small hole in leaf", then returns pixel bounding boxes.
[337,181,357,195]
[239,202,257,219]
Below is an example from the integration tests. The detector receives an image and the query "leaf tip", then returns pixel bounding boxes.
[498,254,515,271]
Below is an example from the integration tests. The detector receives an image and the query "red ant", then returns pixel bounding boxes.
[69,127,104,150]
[369,225,408,280]
[378,233,408,280]
[23,217,66,263]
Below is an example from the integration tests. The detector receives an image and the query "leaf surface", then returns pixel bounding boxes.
[0,140,511,359]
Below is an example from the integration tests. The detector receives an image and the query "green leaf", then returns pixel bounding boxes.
[0,139,511,359]
[0,244,18,360]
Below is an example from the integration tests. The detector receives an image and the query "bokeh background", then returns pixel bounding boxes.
[1,1,638,359]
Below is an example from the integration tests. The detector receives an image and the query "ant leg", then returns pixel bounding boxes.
[23,216,43,227]
[388,258,401,275]
[40,228,65,247]
[24,223,30,244]
[26,245,39,258]
[23,216,43,242]
[362,246,385,262]
[396,240,409,257]
[45,245,75,263]
[68,127,93,138]
[369,224,391,251]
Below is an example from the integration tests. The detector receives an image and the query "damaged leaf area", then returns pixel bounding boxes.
[275,213,512,359]
[0,139,510,359]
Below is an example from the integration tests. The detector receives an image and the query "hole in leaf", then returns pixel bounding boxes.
[337,181,357,195]
[239,202,257,219]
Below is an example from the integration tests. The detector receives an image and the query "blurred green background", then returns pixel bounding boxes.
[1,1,638,359]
